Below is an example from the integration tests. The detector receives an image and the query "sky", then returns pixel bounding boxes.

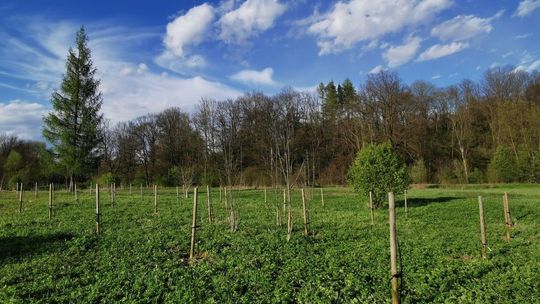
[1,0,540,140]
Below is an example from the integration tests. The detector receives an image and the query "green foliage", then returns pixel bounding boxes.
[347,143,409,207]
[410,158,428,184]
[99,172,120,185]
[488,146,520,183]
[3,150,23,174]
[1,186,539,303]
[42,26,103,180]
[468,168,485,184]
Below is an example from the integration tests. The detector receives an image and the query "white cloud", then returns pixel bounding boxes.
[431,12,502,41]
[0,19,242,131]
[368,65,385,74]
[383,36,422,68]
[307,0,452,55]
[230,67,277,85]
[120,63,149,76]
[514,59,540,72]
[100,73,241,122]
[163,3,215,57]
[417,42,469,61]
[431,74,441,79]
[0,100,49,139]
[154,51,207,74]
[515,0,540,17]
[515,33,532,39]
[219,0,287,43]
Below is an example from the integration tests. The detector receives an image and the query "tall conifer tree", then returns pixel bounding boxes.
[43,26,103,187]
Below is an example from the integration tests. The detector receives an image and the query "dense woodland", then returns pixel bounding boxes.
[1,66,540,189]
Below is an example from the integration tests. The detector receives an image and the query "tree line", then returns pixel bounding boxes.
[1,28,540,190]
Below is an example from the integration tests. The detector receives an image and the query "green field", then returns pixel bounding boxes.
[1,185,539,303]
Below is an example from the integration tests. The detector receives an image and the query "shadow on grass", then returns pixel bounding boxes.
[0,232,74,262]
[396,196,464,207]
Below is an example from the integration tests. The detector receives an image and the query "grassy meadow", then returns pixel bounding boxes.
[1,184,539,303]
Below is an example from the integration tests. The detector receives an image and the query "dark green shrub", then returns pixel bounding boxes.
[488,146,519,183]
[347,143,409,207]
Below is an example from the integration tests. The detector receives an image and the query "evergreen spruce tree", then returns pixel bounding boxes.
[43,26,103,188]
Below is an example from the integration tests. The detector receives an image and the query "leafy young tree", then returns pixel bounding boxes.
[348,143,409,207]
[43,26,103,187]
[488,145,520,183]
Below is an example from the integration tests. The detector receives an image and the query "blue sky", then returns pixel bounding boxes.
[1,0,540,139]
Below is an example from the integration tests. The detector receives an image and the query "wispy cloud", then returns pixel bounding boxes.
[230,67,277,86]
[382,36,422,68]
[0,100,49,139]
[515,0,540,17]
[431,11,502,41]
[417,42,469,62]
[306,0,452,55]
[0,18,242,132]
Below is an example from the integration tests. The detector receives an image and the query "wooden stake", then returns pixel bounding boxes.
[154,185,158,214]
[320,187,325,206]
[388,192,400,304]
[264,188,267,206]
[48,183,53,218]
[478,196,487,259]
[206,185,213,223]
[34,182,38,200]
[189,187,199,261]
[75,183,78,203]
[301,188,309,236]
[18,183,23,213]
[282,188,287,214]
[96,184,101,235]
[219,186,222,203]
[370,191,374,225]
[140,184,143,202]
[176,186,179,204]
[276,205,281,227]
[404,190,408,218]
[287,195,292,241]
[129,183,132,196]
[503,192,511,241]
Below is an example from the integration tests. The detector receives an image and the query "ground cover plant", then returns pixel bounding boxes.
[1,184,539,303]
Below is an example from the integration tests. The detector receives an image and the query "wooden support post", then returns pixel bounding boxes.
[34,182,38,200]
[321,187,325,206]
[18,183,23,213]
[219,186,222,203]
[276,205,281,227]
[301,188,309,236]
[404,190,408,218]
[206,185,213,223]
[48,183,53,218]
[189,187,199,261]
[478,196,487,259]
[154,185,158,214]
[370,191,374,225]
[264,188,267,206]
[282,188,287,214]
[287,194,293,242]
[75,183,78,203]
[111,183,115,207]
[503,192,511,241]
[388,192,400,304]
[129,183,132,196]
[140,184,143,202]
[96,184,101,235]
[176,186,179,204]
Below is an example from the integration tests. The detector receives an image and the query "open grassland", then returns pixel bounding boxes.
[1,185,539,303]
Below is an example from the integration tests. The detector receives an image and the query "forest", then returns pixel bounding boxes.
[1,66,540,189]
